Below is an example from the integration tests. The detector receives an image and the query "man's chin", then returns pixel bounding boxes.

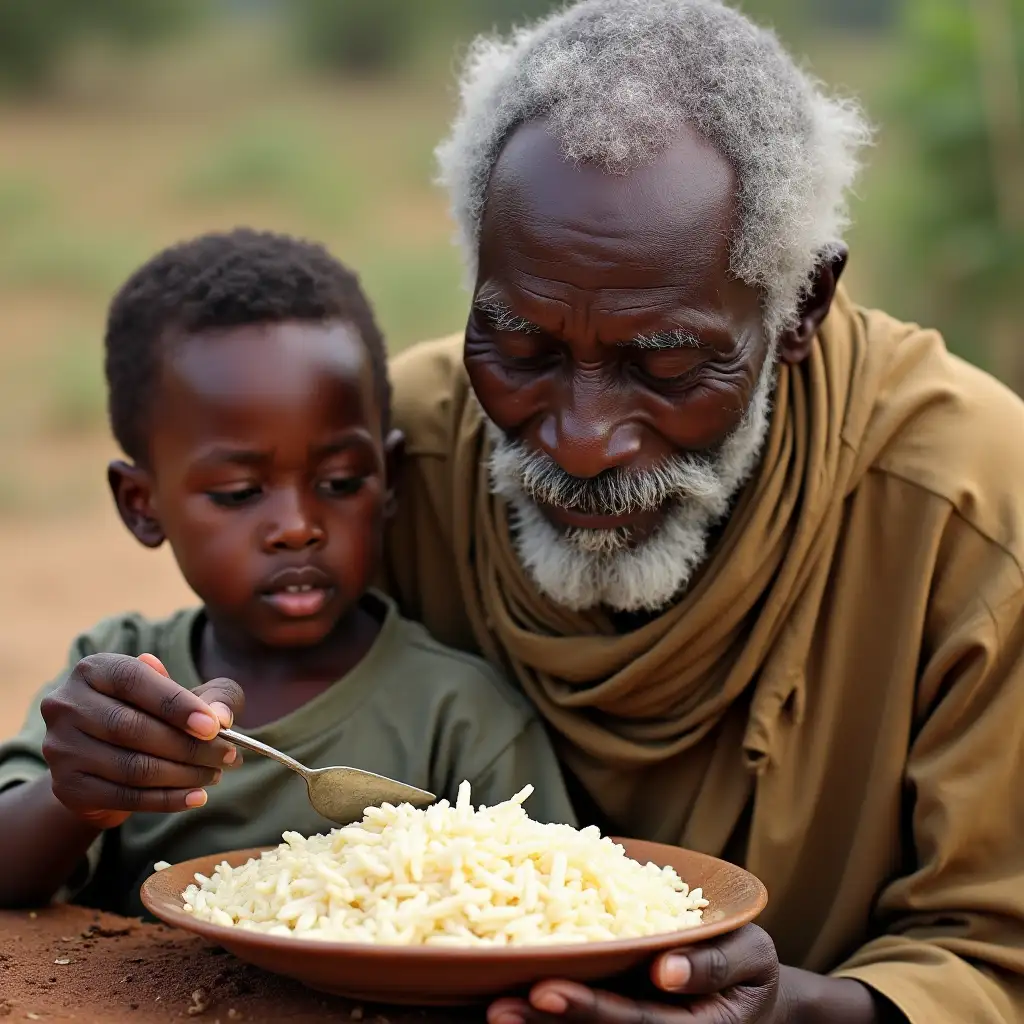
[507,494,709,613]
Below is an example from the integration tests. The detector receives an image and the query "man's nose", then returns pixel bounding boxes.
[263,489,325,551]
[534,374,642,478]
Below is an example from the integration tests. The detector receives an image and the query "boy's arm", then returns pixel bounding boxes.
[0,627,241,910]
[0,646,103,908]
[0,657,107,908]
[0,775,103,907]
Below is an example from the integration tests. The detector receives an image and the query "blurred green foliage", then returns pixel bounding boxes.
[0,0,205,93]
[0,176,49,231]
[175,115,365,228]
[43,332,106,436]
[737,0,897,45]
[0,0,1021,408]
[358,244,467,346]
[286,0,421,75]
[878,0,1023,380]
[0,228,147,295]
[283,0,563,76]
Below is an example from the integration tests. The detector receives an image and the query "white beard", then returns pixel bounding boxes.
[485,354,777,613]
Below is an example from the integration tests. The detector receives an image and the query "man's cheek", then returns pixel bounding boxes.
[658,377,752,448]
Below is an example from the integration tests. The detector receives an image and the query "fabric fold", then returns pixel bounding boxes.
[383,288,1024,1021]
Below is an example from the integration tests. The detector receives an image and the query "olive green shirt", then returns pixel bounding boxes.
[0,591,575,917]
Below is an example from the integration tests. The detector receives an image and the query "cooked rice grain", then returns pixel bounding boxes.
[181,782,708,946]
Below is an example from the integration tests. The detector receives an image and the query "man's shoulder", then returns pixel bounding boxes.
[862,308,1024,562]
[388,333,466,458]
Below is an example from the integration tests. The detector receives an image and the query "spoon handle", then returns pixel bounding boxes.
[220,727,310,778]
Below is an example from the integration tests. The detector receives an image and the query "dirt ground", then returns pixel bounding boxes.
[0,904,476,1022]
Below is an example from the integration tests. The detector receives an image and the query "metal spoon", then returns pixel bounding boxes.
[219,727,436,826]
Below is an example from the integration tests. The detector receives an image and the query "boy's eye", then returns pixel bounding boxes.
[207,486,261,508]
[318,476,365,498]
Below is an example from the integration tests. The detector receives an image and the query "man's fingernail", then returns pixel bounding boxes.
[223,747,237,765]
[659,954,691,990]
[186,712,218,738]
[533,991,568,1014]
[212,770,223,784]
[210,703,233,728]
[492,1015,524,1024]
[185,790,207,808]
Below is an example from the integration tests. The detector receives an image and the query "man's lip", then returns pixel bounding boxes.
[540,503,647,531]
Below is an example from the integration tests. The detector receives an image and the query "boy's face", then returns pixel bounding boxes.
[109,320,400,649]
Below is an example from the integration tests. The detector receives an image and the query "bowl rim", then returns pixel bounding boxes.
[141,840,768,960]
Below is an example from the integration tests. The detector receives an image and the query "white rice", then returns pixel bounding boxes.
[180,782,708,946]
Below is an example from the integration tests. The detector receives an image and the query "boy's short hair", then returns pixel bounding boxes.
[105,228,390,463]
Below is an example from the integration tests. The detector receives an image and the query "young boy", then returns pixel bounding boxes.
[0,229,575,916]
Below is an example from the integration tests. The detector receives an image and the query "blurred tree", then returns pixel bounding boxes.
[817,0,898,32]
[0,0,80,92]
[735,0,807,43]
[286,0,423,76]
[882,0,1023,387]
[468,0,565,29]
[737,0,899,46]
[284,0,564,77]
[0,0,205,94]
[84,0,203,45]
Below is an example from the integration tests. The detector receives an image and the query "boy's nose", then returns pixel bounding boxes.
[270,527,323,551]
[264,493,325,551]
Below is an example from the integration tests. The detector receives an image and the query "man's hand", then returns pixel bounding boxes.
[488,925,893,1024]
[40,652,244,828]
[489,925,780,1024]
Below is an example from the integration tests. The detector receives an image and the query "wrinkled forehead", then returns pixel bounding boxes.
[478,118,740,293]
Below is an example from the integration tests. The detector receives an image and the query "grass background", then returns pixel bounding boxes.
[1,5,1012,733]
[0,19,914,517]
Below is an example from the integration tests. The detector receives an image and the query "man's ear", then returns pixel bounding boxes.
[107,461,165,549]
[382,429,405,518]
[777,248,848,364]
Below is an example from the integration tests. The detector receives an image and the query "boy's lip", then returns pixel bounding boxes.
[262,587,333,618]
[259,565,336,619]
[259,564,334,593]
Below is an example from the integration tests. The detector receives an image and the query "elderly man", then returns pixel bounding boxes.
[383,1,1024,1022]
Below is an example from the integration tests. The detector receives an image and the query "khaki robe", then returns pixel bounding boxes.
[382,289,1024,1023]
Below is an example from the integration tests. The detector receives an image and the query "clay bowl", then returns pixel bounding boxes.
[142,839,767,1006]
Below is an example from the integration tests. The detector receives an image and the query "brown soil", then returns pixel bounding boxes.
[0,905,480,1023]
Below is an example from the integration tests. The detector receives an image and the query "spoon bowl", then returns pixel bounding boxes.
[220,727,435,825]
[302,765,437,824]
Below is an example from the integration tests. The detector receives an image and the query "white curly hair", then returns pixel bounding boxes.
[436,0,872,338]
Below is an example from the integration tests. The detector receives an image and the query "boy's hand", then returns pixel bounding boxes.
[40,652,244,829]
